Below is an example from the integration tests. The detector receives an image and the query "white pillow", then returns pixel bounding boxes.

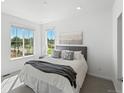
[74,51,82,59]
[80,54,86,62]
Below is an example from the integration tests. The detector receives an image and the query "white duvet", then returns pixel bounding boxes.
[19,55,88,93]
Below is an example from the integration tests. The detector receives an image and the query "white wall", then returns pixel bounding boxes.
[1,13,42,75]
[112,0,123,92]
[43,11,113,80]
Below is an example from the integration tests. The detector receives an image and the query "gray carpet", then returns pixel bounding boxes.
[80,75,115,93]
[8,75,115,93]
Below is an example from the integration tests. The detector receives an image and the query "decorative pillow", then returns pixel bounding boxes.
[74,51,82,59]
[52,50,61,58]
[61,50,74,60]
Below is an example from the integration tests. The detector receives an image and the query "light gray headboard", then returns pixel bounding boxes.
[56,45,87,61]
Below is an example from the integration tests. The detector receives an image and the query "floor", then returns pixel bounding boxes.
[80,75,116,93]
[2,73,116,93]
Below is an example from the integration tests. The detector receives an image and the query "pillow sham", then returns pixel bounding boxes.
[61,50,74,60]
[52,50,61,58]
[74,51,82,59]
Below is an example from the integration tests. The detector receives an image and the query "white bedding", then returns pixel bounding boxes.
[19,55,88,93]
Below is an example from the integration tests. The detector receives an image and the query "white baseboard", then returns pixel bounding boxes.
[112,79,122,93]
[87,72,112,81]
[113,80,118,93]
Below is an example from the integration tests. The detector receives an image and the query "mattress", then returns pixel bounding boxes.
[19,55,88,93]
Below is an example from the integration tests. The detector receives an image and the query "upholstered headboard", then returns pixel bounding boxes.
[56,45,87,61]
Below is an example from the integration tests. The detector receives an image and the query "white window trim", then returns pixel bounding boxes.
[10,55,34,61]
[10,25,34,60]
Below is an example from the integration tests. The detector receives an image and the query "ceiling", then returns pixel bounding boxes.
[1,0,115,24]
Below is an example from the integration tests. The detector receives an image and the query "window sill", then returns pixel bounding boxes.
[10,55,34,61]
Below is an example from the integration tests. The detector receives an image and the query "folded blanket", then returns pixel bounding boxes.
[25,60,77,88]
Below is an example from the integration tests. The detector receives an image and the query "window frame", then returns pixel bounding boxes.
[10,25,34,60]
[47,30,56,56]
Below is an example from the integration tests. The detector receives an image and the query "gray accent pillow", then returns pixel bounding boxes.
[52,50,61,58]
[61,50,74,60]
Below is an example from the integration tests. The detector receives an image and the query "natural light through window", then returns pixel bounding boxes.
[47,30,56,56]
[11,26,34,59]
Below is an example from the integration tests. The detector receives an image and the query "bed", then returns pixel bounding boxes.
[19,45,88,93]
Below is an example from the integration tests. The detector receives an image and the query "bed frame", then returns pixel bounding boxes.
[56,45,87,61]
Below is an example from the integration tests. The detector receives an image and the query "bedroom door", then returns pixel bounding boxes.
[117,13,122,93]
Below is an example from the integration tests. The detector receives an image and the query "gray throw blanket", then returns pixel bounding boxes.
[25,60,77,88]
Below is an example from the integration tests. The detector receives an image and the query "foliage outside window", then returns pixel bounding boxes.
[47,30,56,56]
[11,26,34,59]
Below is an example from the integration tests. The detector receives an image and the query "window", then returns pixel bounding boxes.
[11,26,34,59]
[47,30,56,55]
